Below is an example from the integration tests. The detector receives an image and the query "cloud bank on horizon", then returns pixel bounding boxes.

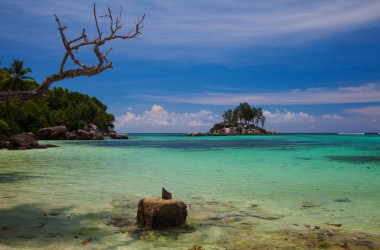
[1,0,380,133]
[115,104,380,133]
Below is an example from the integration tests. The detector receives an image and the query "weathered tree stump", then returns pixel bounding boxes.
[137,189,187,230]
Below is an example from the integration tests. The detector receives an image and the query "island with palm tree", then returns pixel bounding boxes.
[189,103,277,136]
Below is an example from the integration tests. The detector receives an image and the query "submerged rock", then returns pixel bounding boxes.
[137,198,187,230]
[333,198,351,203]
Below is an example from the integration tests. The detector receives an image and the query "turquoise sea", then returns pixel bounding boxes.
[0,134,379,249]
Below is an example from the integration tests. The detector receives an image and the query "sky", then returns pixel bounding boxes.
[1,0,380,133]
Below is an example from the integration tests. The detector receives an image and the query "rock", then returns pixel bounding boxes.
[37,125,104,140]
[208,124,277,136]
[9,134,39,149]
[37,126,68,140]
[77,129,90,140]
[187,132,207,136]
[0,135,10,149]
[34,144,48,149]
[65,132,78,140]
[162,187,172,200]
[333,198,351,203]
[137,198,187,229]
[109,132,128,139]
[22,132,37,139]
[0,134,58,150]
[84,124,100,133]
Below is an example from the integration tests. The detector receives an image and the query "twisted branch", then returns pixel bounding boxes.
[0,3,144,101]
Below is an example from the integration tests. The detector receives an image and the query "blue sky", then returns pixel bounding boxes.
[1,0,380,133]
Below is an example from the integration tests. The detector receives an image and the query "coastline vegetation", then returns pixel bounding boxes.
[0,60,115,135]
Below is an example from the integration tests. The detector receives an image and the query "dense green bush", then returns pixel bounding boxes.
[0,119,10,133]
[0,87,115,135]
[0,60,115,135]
[210,122,224,133]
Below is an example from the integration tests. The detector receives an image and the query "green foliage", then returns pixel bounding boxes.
[0,60,115,135]
[219,103,266,128]
[0,59,36,91]
[0,119,10,134]
[210,122,224,133]
[0,87,115,135]
[222,109,237,126]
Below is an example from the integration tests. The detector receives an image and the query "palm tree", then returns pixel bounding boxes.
[0,60,37,91]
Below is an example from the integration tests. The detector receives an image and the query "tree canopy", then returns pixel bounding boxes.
[211,103,266,133]
[222,103,265,127]
[0,61,115,135]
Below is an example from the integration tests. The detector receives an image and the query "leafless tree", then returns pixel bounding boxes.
[0,3,144,102]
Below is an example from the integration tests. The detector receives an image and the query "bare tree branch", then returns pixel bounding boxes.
[0,4,144,102]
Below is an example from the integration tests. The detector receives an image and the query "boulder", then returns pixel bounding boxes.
[77,129,90,140]
[84,124,100,133]
[22,132,37,139]
[37,126,67,140]
[109,132,128,139]
[65,132,78,140]
[0,135,10,149]
[137,198,187,230]
[9,134,39,149]
[187,132,207,136]
[89,131,104,140]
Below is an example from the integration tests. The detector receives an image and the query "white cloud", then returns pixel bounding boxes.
[263,110,315,123]
[133,83,380,106]
[322,114,343,120]
[344,106,380,117]
[113,105,380,133]
[115,105,219,132]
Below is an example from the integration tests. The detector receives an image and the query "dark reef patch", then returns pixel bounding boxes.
[0,172,40,183]
[326,156,380,164]
[69,137,342,151]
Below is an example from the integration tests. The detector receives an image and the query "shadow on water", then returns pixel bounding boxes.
[326,156,380,164]
[0,172,41,184]
[65,138,342,151]
[0,203,136,248]
[0,200,201,248]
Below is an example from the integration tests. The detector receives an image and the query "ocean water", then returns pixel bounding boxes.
[0,134,379,249]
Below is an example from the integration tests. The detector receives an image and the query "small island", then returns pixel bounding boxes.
[189,102,277,136]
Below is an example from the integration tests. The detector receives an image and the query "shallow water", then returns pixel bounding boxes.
[1,134,379,249]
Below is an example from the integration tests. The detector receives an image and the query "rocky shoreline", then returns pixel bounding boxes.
[0,124,128,150]
[37,124,128,140]
[0,133,58,150]
[188,125,277,136]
